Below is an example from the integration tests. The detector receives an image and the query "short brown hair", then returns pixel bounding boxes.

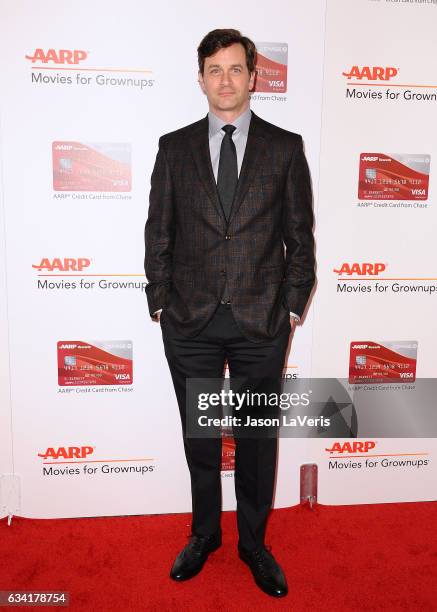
[197,29,257,75]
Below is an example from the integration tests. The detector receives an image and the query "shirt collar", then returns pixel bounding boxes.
[208,106,252,138]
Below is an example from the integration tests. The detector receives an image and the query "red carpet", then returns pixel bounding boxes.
[1,502,436,611]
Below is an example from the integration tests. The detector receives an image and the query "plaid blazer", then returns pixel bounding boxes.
[144,110,315,342]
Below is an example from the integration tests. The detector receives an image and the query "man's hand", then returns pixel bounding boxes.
[152,308,162,322]
[289,312,299,332]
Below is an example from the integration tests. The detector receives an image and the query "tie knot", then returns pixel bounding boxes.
[222,124,236,136]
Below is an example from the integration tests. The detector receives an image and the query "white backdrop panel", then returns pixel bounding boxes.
[0,0,326,518]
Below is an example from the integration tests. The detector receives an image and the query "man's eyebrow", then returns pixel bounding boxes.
[207,63,244,69]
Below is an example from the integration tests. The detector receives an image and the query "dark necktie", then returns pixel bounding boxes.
[216,124,237,303]
[217,124,237,221]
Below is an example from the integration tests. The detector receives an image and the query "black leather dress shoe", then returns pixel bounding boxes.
[170,532,222,581]
[238,545,288,597]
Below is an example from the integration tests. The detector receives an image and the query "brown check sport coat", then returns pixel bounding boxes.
[144,110,315,342]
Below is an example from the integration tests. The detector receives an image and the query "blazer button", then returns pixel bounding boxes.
[225,235,231,240]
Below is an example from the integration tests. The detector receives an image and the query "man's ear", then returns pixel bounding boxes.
[198,70,206,94]
[249,70,256,91]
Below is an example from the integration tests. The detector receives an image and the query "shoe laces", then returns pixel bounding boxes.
[251,545,273,577]
[186,534,210,557]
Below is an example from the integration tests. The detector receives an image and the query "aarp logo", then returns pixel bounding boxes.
[325,441,376,454]
[25,49,88,64]
[333,263,386,276]
[38,446,94,461]
[342,66,398,81]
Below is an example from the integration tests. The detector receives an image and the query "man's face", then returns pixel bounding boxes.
[198,43,255,117]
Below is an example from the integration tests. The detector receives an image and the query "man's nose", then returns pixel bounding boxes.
[220,71,232,85]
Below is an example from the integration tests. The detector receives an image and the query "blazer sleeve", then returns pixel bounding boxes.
[281,135,316,318]
[144,137,175,317]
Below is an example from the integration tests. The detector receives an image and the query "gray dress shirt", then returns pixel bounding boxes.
[208,106,252,180]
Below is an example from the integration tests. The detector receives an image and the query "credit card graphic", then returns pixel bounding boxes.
[221,431,235,471]
[58,340,133,386]
[254,42,288,93]
[358,153,430,200]
[53,141,131,191]
[349,341,417,384]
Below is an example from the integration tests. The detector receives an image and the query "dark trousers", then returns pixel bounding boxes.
[160,302,291,551]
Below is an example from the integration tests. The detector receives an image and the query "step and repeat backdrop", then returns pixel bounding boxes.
[311,0,437,505]
[0,0,436,519]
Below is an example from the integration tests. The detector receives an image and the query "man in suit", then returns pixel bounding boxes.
[144,29,315,598]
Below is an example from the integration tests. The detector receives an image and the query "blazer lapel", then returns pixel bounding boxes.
[227,111,271,227]
[188,116,227,227]
[188,111,271,229]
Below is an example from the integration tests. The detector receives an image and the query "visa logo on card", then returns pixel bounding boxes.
[53,141,132,192]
